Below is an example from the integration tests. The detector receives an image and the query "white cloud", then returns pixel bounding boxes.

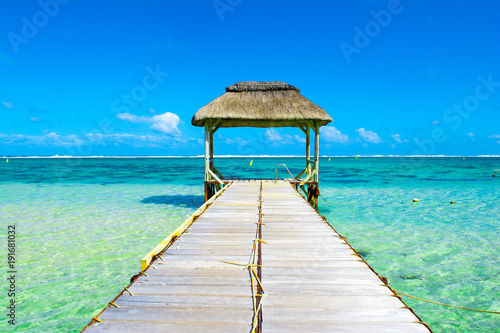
[294,134,306,144]
[116,111,181,135]
[86,133,177,148]
[0,130,185,149]
[2,102,13,109]
[264,129,306,145]
[223,137,249,146]
[320,126,349,144]
[489,134,500,144]
[0,132,84,147]
[355,128,382,144]
[432,120,440,125]
[265,128,282,141]
[30,117,40,122]
[467,132,475,138]
[391,134,402,143]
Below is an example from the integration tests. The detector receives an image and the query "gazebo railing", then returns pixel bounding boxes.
[274,164,298,183]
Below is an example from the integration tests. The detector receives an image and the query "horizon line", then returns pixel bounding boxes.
[2,155,500,158]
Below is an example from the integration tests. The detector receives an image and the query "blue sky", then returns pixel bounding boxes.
[1,0,500,156]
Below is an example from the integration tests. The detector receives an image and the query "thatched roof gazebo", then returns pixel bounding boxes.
[192,81,332,203]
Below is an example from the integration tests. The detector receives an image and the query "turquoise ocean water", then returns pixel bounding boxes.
[1,157,499,332]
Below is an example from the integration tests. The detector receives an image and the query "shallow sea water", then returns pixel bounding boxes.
[0,157,499,332]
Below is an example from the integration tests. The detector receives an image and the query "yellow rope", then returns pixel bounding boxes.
[395,292,500,314]
[219,237,267,333]
[123,286,134,296]
[92,317,103,323]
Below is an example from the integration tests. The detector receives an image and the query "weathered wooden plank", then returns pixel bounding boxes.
[263,267,381,277]
[143,267,251,277]
[264,295,406,308]
[128,284,252,296]
[264,285,394,297]
[152,259,252,269]
[263,307,420,322]
[133,274,250,286]
[162,249,254,256]
[86,321,251,333]
[264,276,383,285]
[98,306,253,324]
[263,322,430,333]
[115,294,253,308]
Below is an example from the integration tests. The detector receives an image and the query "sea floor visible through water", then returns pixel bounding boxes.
[0,157,499,332]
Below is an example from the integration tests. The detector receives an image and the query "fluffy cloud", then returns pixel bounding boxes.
[391,134,402,143]
[264,129,306,145]
[116,111,181,135]
[2,102,13,109]
[265,128,282,141]
[489,134,500,144]
[431,120,440,125]
[320,126,349,143]
[0,131,183,149]
[223,137,249,146]
[355,128,382,143]
[86,133,177,147]
[0,132,84,147]
[467,132,475,138]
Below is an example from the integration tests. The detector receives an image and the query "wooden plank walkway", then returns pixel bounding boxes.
[84,181,430,332]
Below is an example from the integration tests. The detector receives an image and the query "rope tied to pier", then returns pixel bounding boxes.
[395,291,500,314]
[219,237,267,333]
[220,183,266,333]
[123,286,134,296]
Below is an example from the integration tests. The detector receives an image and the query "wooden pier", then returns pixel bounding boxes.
[83,181,430,332]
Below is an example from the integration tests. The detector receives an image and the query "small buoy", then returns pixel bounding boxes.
[356,157,358,160]
[412,198,418,202]
[6,158,8,163]
[450,201,456,204]
[463,157,465,160]
[248,160,253,166]
[328,158,331,161]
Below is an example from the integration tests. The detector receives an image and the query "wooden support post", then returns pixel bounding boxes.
[314,121,319,183]
[204,121,210,182]
[209,126,214,176]
[306,123,311,179]
[204,121,211,201]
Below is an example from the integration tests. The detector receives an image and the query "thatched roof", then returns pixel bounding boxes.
[192,81,332,128]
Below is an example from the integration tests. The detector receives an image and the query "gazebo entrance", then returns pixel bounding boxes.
[192,81,333,207]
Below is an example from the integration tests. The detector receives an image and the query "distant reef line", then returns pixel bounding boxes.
[2,155,500,159]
